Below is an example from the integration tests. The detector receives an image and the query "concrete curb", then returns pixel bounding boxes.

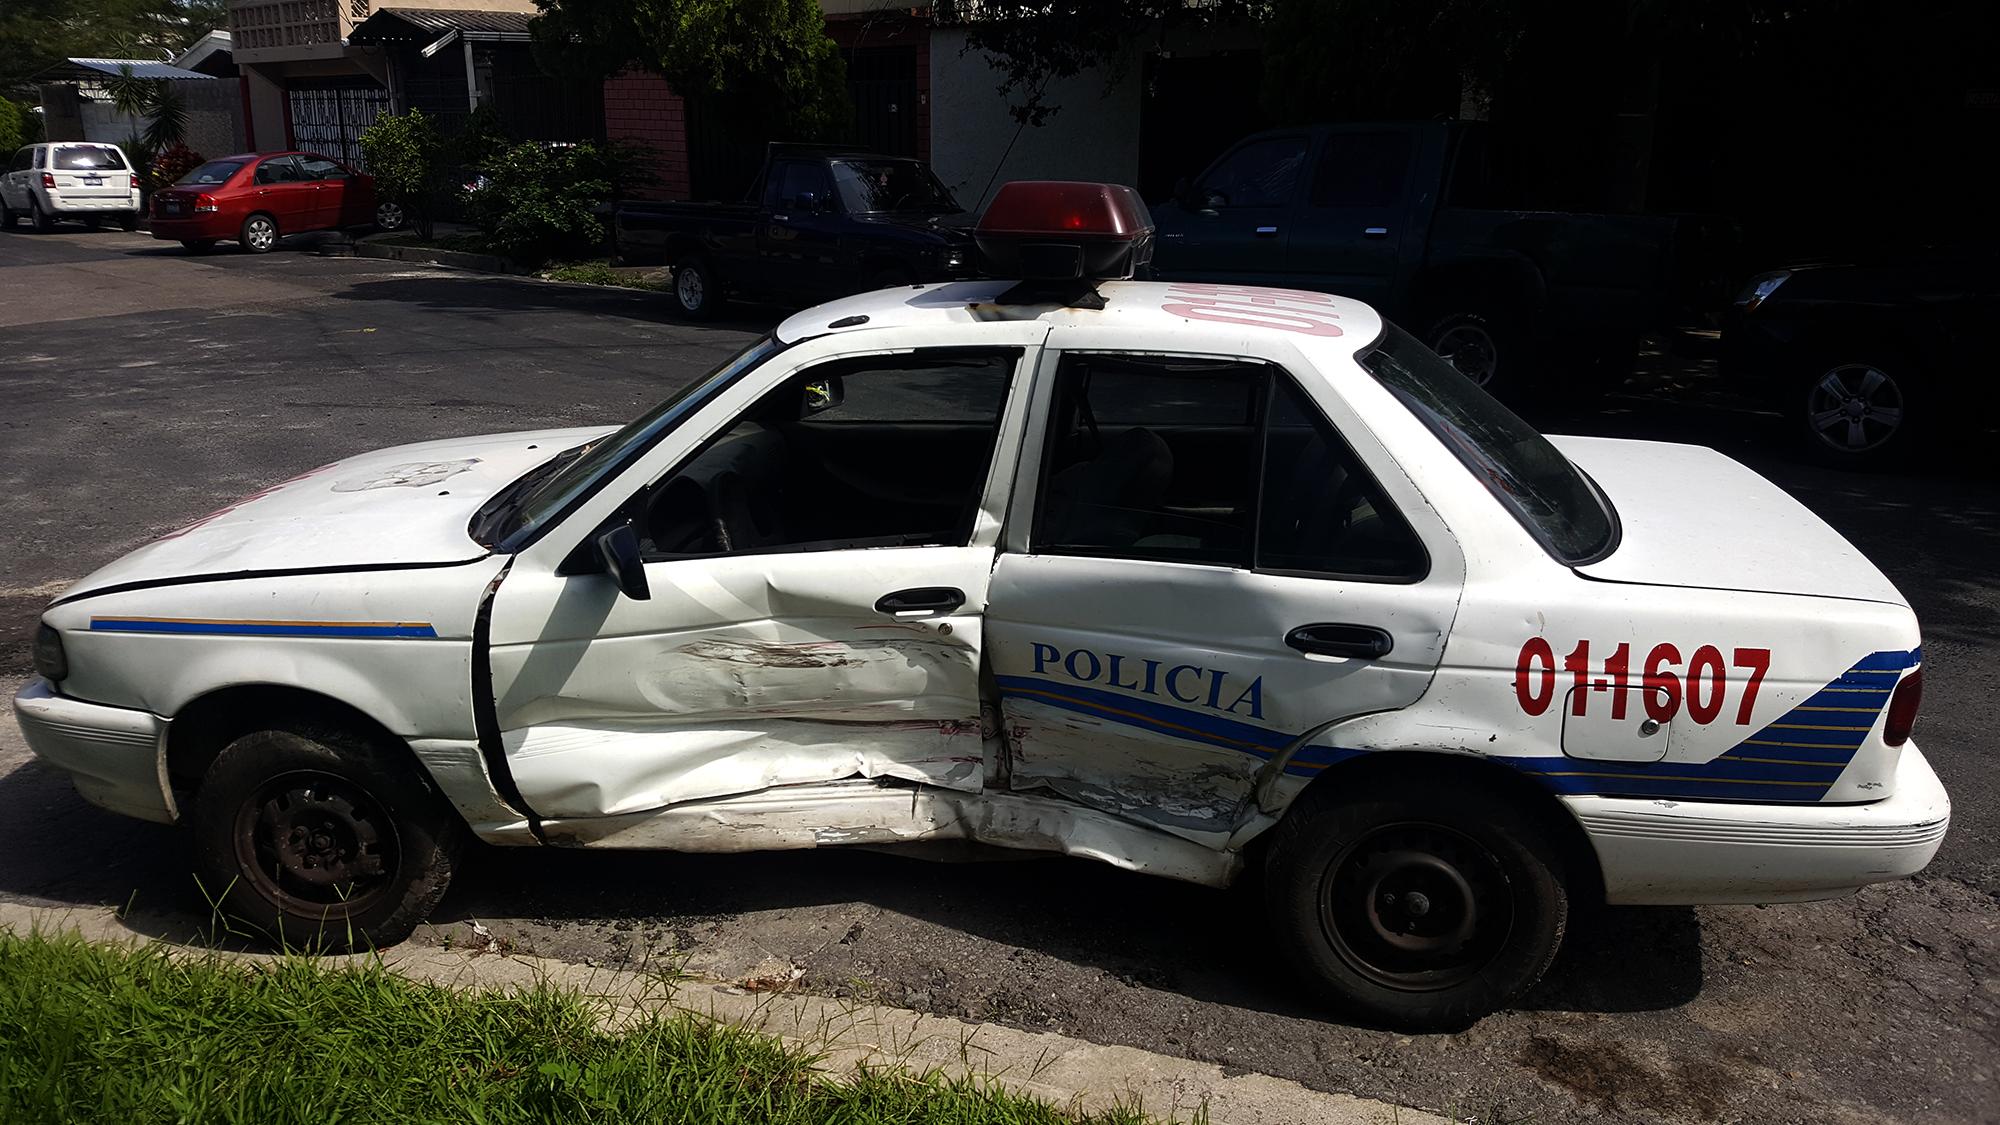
[349,238,524,275]
[0,899,1445,1125]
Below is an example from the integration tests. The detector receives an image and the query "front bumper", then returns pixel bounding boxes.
[1566,741,1950,905]
[12,678,175,824]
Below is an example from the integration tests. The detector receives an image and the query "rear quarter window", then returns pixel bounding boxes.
[54,146,128,170]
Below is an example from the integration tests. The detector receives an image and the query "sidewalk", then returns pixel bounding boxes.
[0,898,1446,1125]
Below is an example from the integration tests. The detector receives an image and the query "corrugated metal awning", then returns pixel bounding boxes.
[348,8,535,49]
[54,58,217,80]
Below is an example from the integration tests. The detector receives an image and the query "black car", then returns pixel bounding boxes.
[1722,248,1997,467]
[613,144,977,318]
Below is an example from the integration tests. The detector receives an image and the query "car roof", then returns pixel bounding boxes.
[775,280,1385,357]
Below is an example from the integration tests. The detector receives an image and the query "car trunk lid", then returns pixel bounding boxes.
[1550,435,1906,605]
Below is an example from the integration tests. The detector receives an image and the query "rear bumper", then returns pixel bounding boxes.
[150,215,235,241]
[48,190,141,213]
[1566,741,1950,905]
[12,678,175,825]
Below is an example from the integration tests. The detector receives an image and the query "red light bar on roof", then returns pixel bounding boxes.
[975,181,1154,286]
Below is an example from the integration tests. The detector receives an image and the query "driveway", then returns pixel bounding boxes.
[2,227,1993,1124]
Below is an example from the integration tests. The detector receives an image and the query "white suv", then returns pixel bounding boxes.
[1,143,143,232]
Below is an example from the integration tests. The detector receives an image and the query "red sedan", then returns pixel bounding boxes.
[151,151,396,254]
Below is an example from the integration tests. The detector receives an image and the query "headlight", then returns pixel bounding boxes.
[32,624,67,683]
[1736,270,1790,312]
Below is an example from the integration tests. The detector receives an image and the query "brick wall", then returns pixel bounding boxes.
[603,70,688,199]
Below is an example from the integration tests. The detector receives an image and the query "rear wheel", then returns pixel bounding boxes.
[30,199,53,232]
[181,238,218,253]
[1424,311,1512,397]
[118,210,139,231]
[190,727,463,951]
[374,199,406,232]
[83,214,102,230]
[240,212,278,253]
[1264,778,1568,1031]
[671,254,718,319]
[0,199,15,229]
[1795,351,1922,468]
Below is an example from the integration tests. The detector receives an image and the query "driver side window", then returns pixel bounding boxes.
[1198,137,1307,208]
[626,349,1019,559]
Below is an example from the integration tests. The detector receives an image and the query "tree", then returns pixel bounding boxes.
[106,64,189,151]
[0,99,23,153]
[358,109,445,240]
[530,0,848,141]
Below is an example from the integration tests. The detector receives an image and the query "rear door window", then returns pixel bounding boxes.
[255,157,304,185]
[54,146,127,170]
[1309,132,1413,208]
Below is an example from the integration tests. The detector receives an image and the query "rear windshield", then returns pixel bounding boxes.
[54,146,127,170]
[178,160,247,186]
[1361,325,1618,563]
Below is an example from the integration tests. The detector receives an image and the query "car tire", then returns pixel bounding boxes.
[1794,350,1922,469]
[671,254,719,319]
[1263,777,1568,1032]
[118,210,139,231]
[1423,311,1513,399]
[30,199,53,233]
[189,727,464,951]
[0,199,14,229]
[374,199,406,232]
[240,212,279,253]
[181,239,218,253]
[83,214,102,230]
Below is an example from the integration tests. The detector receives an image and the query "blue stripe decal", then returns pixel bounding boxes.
[995,675,1292,755]
[90,618,438,639]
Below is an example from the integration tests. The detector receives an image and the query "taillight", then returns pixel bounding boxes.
[1884,668,1922,746]
[41,172,55,188]
[194,194,218,213]
[130,174,140,190]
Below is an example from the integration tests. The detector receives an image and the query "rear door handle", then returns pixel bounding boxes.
[875,586,966,616]
[1363,226,1390,238]
[1255,225,1280,237]
[1285,623,1393,660]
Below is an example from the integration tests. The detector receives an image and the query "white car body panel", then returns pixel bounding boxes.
[15,280,1948,907]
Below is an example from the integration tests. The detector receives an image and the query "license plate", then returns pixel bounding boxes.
[82,176,102,186]
[165,201,185,215]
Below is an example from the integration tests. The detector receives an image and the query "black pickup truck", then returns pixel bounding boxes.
[614,144,978,318]
[1152,121,1704,397]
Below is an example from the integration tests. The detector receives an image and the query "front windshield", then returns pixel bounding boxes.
[1361,325,1618,564]
[829,159,960,214]
[477,336,785,550]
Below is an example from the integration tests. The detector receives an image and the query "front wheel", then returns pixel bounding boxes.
[671,254,719,319]
[189,728,464,950]
[240,212,279,253]
[1263,779,1568,1031]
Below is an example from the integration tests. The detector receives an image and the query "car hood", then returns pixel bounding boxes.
[60,427,615,602]
[1550,435,1906,606]
[851,212,975,243]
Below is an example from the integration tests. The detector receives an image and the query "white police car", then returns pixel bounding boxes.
[15,182,1948,1029]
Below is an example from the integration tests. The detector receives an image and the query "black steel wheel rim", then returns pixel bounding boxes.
[1317,822,1514,992]
[231,769,400,916]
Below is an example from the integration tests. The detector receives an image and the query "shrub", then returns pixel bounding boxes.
[359,109,445,239]
[464,140,612,267]
[149,143,204,191]
[0,99,22,155]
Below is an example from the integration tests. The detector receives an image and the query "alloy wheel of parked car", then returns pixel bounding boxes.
[375,200,405,231]
[1427,314,1502,390]
[672,255,716,319]
[1804,361,1907,456]
[191,727,462,950]
[241,213,278,253]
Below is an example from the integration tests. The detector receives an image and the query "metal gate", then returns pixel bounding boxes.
[288,83,390,169]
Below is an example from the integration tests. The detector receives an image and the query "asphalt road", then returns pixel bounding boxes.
[2,227,1994,1125]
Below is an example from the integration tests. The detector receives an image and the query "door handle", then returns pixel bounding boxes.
[1254,225,1280,237]
[1285,623,1393,660]
[875,586,966,616]
[1363,226,1390,238]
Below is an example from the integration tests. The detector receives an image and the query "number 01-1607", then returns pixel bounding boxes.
[1513,639,1770,725]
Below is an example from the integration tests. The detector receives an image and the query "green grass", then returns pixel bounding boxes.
[0,932,1182,1125]
[542,260,667,292]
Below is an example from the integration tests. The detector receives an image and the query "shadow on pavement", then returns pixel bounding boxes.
[331,274,779,334]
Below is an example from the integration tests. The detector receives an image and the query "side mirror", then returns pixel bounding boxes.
[794,190,820,213]
[1172,176,1192,206]
[802,374,845,415]
[1199,190,1226,213]
[595,523,651,600]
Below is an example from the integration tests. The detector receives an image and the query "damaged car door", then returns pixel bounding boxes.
[486,343,1035,822]
[986,347,1465,844]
